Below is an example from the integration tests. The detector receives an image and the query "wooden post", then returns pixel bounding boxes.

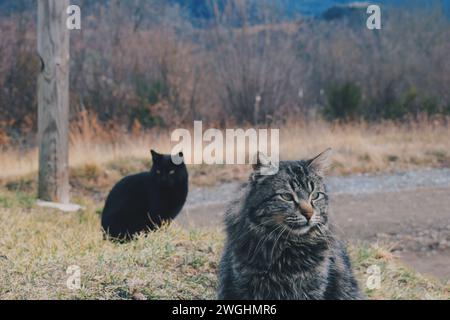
[37,0,70,203]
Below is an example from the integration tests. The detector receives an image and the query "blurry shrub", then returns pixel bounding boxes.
[445,103,450,115]
[381,87,416,120]
[130,107,164,129]
[369,87,443,121]
[0,124,10,146]
[0,50,39,139]
[381,100,406,121]
[421,97,440,116]
[324,82,362,121]
[135,77,168,106]
[131,75,168,128]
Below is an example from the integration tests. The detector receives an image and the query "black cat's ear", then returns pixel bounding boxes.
[307,148,332,176]
[151,149,161,162]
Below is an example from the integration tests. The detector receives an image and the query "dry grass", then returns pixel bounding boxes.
[351,244,450,300]
[0,189,448,300]
[0,191,221,299]
[1,117,449,300]
[1,127,449,301]
[1,117,450,186]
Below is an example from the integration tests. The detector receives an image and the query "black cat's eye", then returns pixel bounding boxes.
[169,170,175,175]
[280,193,294,202]
[156,170,161,174]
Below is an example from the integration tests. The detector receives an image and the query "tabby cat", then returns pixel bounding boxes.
[218,150,361,300]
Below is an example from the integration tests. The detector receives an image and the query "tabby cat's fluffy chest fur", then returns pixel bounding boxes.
[221,226,357,300]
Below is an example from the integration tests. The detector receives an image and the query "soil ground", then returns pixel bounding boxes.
[176,169,450,281]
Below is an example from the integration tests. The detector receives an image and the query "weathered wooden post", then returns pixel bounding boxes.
[37,0,70,204]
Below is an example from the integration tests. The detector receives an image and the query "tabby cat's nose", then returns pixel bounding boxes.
[299,201,314,221]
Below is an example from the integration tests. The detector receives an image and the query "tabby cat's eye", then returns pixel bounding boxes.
[280,193,294,201]
[169,170,175,175]
[311,192,324,201]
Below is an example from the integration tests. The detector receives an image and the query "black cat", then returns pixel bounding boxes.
[101,150,188,241]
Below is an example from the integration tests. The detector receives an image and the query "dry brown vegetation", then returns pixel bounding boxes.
[2,126,449,299]
[1,116,450,189]
[1,2,450,145]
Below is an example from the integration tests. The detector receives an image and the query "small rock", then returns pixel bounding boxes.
[132,292,147,300]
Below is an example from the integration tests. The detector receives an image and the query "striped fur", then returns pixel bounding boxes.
[218,154,362,300]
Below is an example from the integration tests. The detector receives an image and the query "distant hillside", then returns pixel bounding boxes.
[1,0,449,20]
[170,0,450,19]
[170,1,450,20]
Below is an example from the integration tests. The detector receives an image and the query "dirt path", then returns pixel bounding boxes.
[176,169,450,280]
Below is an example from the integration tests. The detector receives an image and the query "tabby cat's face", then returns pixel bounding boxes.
[246,151,330,236]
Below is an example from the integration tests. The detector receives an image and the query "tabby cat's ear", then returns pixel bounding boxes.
[307,148,332,176]
[151,149,162,162]
[252,151,271,171]
[252,152,279,179]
